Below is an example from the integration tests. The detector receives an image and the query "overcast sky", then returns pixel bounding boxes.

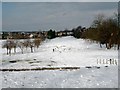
[0,2,1,31]
[2,2,118,31]
[2,0,120,2]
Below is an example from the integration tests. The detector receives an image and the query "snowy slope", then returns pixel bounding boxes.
[1,36,118,69]
[1,36,118,88]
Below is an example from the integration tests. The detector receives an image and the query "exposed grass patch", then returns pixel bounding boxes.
[9,60,21,63]
[0,67,80,72]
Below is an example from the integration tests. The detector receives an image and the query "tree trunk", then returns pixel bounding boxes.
[31,47,33,53]
[100,43,102,48]
[118,44,119,50]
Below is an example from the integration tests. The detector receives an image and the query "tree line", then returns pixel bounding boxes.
[2,35,44,55]
[81,14,120,50]
[46,13,120,50]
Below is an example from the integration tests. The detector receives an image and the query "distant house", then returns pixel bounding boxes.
[7,32,13,39]
[56,30,73,37]
[66,31,73,36]
[29,34,34,38]
[57,31,63,37]
[43,31,48,38]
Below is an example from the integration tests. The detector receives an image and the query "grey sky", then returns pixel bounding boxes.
[3,2,118,31]
[2,0,120,2]
[0,2,1,31]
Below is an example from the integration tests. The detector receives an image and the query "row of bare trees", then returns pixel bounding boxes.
[2,38,42,55]
[82,14,120,50]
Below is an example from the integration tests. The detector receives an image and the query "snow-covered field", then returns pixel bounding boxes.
[0,36,118,88]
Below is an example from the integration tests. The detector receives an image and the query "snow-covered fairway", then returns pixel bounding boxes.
[1,36,118,88]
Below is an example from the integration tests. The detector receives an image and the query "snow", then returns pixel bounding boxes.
[2,66,118,88]
[1,36,118,88]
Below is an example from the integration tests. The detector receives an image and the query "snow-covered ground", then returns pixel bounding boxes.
[1,36,118,88]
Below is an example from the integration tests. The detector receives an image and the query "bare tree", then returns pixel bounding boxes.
[23,39,31,49]
[34,38,41,48]
[2,40,17,55]
[17,41,24,54]
[29,40,34,53]
[91,14,105,28]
